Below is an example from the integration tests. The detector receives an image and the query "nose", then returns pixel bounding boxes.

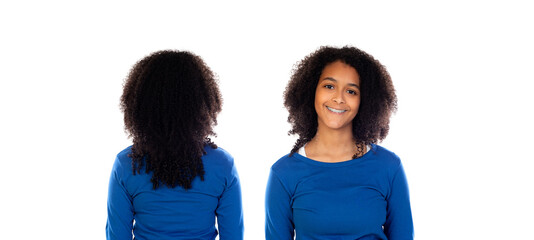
[332,90,345,104]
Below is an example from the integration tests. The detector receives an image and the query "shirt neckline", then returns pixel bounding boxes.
[294,144,375,167]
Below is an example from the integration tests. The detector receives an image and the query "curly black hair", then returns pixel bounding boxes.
[120,50,222,190]
[284,46,397,156]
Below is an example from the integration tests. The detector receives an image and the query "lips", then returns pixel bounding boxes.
[326,106,347,113]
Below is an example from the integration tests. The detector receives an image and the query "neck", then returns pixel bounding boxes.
[305,126,357,162]
[312,126,354,149]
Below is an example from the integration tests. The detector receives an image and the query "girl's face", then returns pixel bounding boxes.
[314,60,361,133]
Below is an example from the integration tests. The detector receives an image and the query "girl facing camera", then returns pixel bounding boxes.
[266,46,413,239]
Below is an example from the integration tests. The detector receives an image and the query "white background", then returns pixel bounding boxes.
[1,1,533,239]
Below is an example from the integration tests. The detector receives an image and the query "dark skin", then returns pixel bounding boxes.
[284,46,397,159]
[305,60,366,163]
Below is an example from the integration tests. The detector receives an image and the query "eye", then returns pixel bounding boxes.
[324,84,334,90]
[347,89,358,95]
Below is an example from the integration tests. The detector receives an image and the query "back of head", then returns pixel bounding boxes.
[120,50,222,189]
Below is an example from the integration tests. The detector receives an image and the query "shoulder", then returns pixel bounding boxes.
[202,145,237,173]
[269,153,312,187]
[200,146,241,190]
[108,146,135,184]
[270,153,302,174]
[368,144,406,183]
[113,146,134,172]
[116,146,133,159]
[203,145,234,163]
[369,144,402,168]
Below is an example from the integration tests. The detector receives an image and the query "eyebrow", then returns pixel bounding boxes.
[322,77,360,89]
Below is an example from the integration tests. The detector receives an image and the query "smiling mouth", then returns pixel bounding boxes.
[326,106,347,113]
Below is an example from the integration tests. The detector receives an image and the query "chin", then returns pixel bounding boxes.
[324,122,351,131]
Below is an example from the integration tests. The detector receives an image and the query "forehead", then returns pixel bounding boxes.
[320,61,360,83]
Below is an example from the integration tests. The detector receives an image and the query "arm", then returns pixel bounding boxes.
[106,158,134,240]
[265,170,294,240]
[384,163,414,240]
[216,163,244,240]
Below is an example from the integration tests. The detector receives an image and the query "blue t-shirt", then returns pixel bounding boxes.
[106,145,243,240]
[265,144,413,240]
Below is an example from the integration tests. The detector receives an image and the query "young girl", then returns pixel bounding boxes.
[106,50,243,240]
[266,46,413,239]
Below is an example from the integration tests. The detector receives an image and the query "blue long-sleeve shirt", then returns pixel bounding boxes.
[265,144,413,240]
[106,145,243,240]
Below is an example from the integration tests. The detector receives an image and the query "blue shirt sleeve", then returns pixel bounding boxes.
[265,169,294,240]
[216,161,244,240]
[384,162,414,239]
[106,157,134,240]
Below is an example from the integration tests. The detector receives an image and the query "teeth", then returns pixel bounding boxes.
[327,106,346,113]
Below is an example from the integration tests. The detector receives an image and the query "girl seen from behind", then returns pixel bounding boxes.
[266,46,413,239]
[106,50,243,240]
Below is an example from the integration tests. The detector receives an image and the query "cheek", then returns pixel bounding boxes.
[314,89,325,108]
[315,88,332,102]
[350,97,361,114]
[354,99,361,110]
[314,98,323,115]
